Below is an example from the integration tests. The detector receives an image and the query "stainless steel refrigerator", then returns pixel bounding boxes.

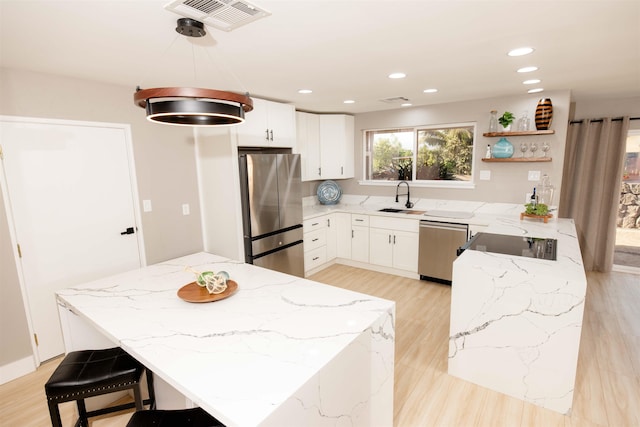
[238,153,304,277]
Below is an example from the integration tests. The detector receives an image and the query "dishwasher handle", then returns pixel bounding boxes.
[419,220,469,232]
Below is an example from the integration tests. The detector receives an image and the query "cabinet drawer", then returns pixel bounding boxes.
[303,217,327,233]
[369,216,419,233]
[304,246,327,271]
[351,214,369,226]
[304,228,326,251]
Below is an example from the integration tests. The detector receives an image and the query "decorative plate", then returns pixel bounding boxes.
[177,280,238,303]
[317,180,342,205]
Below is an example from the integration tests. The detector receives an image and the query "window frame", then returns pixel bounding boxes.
[360,121,477,189]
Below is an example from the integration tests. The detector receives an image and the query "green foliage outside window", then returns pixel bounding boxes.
[366,124,475,182]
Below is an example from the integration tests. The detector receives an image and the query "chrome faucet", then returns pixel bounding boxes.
[395,181,413,208]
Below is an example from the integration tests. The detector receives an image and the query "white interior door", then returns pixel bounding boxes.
[0,117,145,363]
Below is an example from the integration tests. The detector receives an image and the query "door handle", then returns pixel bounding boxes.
[269,130,274,141]
[265,129,270,141]
[120,227,135,235]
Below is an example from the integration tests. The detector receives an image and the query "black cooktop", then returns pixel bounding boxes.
[460,232,557,261]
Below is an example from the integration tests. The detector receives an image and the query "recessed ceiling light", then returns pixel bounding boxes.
[423,88,438,93]
[523,79,541,85]
[298,89,312,94]
[343,100,355,104]
[388,72,406,79]
[401,103,412,107]
[528,88,544,93]
[508,47,534,57]
[517,66,539,73]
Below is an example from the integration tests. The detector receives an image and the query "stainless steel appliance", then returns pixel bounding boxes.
[419,220,469,284]
[238,153,304,277]
[457,232,557,260]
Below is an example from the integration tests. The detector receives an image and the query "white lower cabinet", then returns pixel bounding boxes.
[335,213,352,259]
[369,216,419,273]
[351,214,369,263]
[326,213,337,260]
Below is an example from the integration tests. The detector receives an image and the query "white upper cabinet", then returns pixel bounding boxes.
[237,98,296,148]
[319,114,354,179]
[296,112,354,181]
[296,112,321,180]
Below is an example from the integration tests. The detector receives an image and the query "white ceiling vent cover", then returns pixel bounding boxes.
[164,0,271,32]
[379,96,410,104]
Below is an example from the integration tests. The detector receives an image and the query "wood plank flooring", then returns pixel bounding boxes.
[1,266,638,426]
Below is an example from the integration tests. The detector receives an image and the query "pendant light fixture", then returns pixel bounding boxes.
[134,18,253,127]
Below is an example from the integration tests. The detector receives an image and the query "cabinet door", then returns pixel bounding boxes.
[236,98,270,147]
[335,213,351,259]
[267,101,296,148]
[351,225,369,263]
[392,231,419,272]
[296,112,321,181]
[326,214,337,260]
[369,228,393,268]
[319,115,355,179]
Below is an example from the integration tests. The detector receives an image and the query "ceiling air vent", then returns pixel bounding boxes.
[379,96,410,104]
[164,0,271,32]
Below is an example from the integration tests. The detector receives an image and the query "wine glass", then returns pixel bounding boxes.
[529,142,538,158]
[541,141,550,158]
[519,142,528,158]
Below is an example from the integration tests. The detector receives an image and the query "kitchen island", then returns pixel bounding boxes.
[56,252,395,426]
[448,217,586,414]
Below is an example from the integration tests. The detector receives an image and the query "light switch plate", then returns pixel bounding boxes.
[143,200,152,212]
[528,170,541,181]
[479,170,491,180]
[182,204,190,215]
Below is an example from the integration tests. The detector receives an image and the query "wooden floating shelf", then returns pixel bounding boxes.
[482,157,552,163]
[483,130,555,137]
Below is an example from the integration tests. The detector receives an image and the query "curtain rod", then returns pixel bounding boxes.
[569,116,640,124]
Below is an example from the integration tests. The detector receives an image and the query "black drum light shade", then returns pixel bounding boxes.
[134,87,253,127]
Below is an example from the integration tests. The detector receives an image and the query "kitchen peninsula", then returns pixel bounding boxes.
[302,195,586,414]
[449,217,586,414]
[56,252,395,427]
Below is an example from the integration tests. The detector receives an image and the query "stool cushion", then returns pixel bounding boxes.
[45,347,144,398]
[126,408,224,427]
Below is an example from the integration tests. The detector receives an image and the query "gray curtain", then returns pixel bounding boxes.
[559,117,630,272]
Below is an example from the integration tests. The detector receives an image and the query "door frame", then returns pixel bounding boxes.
[0,115,147,366]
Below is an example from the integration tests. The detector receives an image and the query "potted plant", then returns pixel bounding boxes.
[498,111,515,131]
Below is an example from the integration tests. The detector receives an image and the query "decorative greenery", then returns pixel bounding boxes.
[524,203,549,216]
[498,111,516,127]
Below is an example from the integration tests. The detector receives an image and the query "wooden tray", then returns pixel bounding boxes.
[520,212,553,223]
[177,280,238,303]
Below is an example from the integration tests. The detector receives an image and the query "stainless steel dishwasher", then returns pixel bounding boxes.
[418,220,469,284]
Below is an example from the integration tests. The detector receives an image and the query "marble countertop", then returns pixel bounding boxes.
[56,252,395,426]
[448,217,586,414]
[303,195,531,227]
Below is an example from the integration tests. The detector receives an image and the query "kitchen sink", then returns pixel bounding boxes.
[378,208,406,213]
[378,208,427,215]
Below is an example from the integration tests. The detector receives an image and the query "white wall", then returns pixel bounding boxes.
[0,68,205,370]
[330,91,571,207]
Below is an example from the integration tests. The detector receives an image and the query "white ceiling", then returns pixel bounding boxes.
[1,0,639,114]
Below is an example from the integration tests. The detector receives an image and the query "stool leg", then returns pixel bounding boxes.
[76,399,88,427]
[47,400,63,427]
[145,369,156,409]
[133,384,143,411]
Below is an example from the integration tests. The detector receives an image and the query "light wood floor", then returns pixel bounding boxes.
[1,266,638,426]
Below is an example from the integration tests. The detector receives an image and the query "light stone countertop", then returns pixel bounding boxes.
[303,195,530,228]
[56,252,395,426]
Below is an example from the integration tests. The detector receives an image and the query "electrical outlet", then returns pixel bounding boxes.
[182,204,190,215]
[143,200,152,212]
[479,170,491,180]
[528,170,541,181]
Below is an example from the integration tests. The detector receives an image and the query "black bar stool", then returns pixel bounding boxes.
[45,347,155,427]
[126,408,225,426]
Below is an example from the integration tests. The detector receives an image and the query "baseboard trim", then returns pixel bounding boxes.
[0,355,36,385]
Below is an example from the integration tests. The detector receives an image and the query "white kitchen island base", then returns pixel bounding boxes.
[448,217,587,415]
[57,252,395,426]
